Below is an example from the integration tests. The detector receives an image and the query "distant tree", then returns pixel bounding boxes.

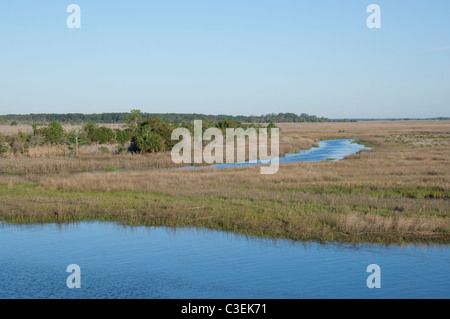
[66,129,89,155]
[0,111,343,124]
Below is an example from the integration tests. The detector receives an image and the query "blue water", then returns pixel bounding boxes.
[0,222,448,299]
[186,139,369,170]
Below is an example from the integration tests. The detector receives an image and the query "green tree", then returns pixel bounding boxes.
[125,109,143,132]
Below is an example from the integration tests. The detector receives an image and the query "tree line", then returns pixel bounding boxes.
[0,112,347,124]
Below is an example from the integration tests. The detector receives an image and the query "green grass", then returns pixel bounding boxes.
[99,146,110,154]
[351,139,376,148]
[0,182,448,244]
[282,185,449,199]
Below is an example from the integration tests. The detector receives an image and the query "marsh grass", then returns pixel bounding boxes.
[0,120,449,244]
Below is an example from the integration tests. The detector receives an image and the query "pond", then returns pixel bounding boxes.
[0,222,448,299]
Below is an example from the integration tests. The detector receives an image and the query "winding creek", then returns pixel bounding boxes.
[0,139,448,298]
[183,138,370,170]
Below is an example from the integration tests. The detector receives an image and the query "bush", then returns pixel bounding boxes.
[83,122,116,144]
[115,128,133,146]
[10,131,30,154]
[33,122,66,145]
[216,119,245,132]
[140,117,176,149]
[66,129,89,155]
[96,127,116,144]
[45,122,66,144]
[10,121,18,126]
[99,146,110,154]
[0,133,8,154]
[83,122,98,143]
[131,117,176,153]
[117,145,127,153]
[134,125,163,153]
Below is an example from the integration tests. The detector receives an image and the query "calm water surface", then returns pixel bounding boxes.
[211,138,369,169]
[180,138,369,170]
[0,222,448,299]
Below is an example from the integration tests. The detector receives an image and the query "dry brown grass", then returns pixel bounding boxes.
[0,124,123,136]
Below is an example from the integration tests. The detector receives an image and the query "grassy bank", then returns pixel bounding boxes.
[0,120,449,244]
[0,182,447,244]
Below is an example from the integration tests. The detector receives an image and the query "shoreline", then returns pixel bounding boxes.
[0,181,448,245]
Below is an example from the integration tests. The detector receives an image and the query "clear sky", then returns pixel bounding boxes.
[0,0,449,118]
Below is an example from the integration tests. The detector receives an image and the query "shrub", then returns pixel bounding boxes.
[131,117,176,153]
[115,128,133,146]
[83,122,116,144]
[99,146,110,154]
[96,127,116,144]
[0,132,8,154]
[10,131,30,154]
[134,125,163,153]
[45,122,66,144]
[33,122,66,145]
[83,122,98,143]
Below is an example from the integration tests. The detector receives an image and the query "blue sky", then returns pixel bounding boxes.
[0,1,449,118]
